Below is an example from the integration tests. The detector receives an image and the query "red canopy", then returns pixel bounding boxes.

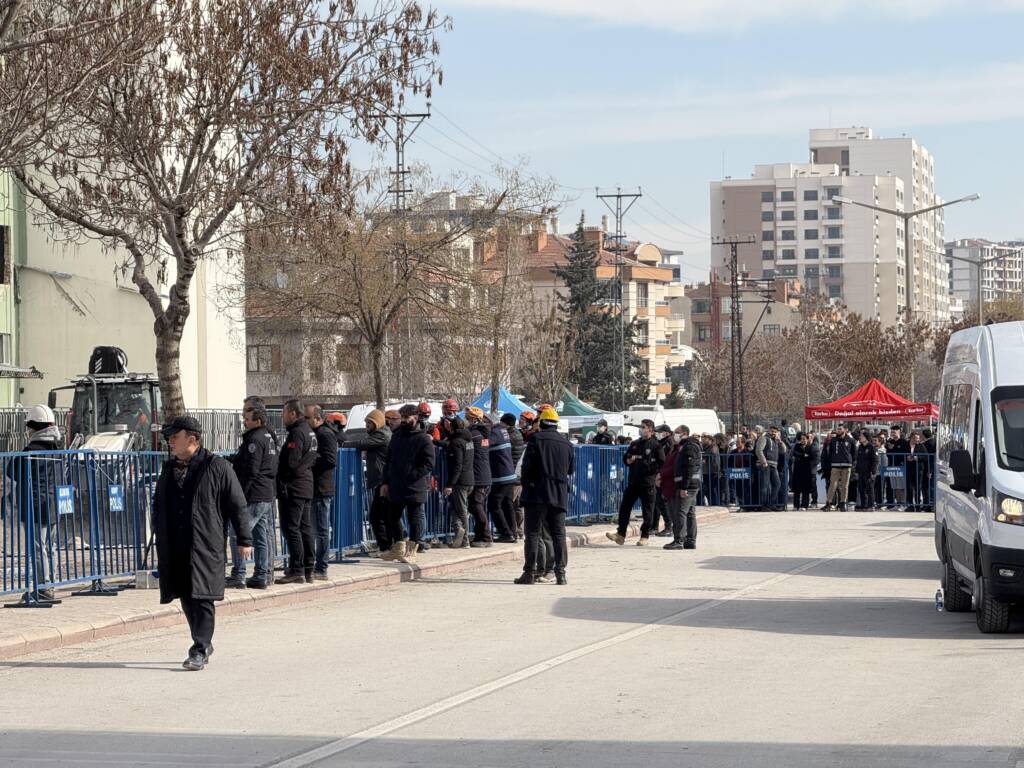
[804,378,938,421]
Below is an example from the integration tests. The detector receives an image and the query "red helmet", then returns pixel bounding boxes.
[417,402,432,416]
[442,398,459,414]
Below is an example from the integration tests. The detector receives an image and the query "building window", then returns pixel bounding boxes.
[637,281,649,308]
[804,229,818,240]
[761,249,774,261]
[828,284,842,298]
[696,324,711,342]
[780,190,795,202]
[803,209,818,221]
[636,321,649,346]
[761,191,773,203]
[0,333,10,364]
[803,190,819,201]
[826,226,842,239]
[840,150,849,166]
[722,322,732,341]
[778,265,797,277]
[762,230,774,241]
[825,186,840,201]
[763,269,775,279]
[781,230,796,241]
[336,343,361,373]
[692,299,711,314]
[804,248,819,259]
[826,207,841,220]
[246,344,279,373]
[761,211,774,222]
[780,210,795,221]
[827,265,843,278]
[827,245,842,258]
[721,297,732,313]
[762,323,781,336]
[805,266,819,278]
[781,249,795,260]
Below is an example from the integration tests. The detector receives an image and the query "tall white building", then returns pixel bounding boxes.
[945,239,1024,309]
[710,162,903,324]
[809,127,949,324]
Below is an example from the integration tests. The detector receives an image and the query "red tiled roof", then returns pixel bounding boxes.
[525,234,641,270]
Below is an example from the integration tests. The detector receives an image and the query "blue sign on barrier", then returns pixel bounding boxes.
[109,484,124,512]
[56,485,74,516]
[883,466,905,478]
[727,468,751,481]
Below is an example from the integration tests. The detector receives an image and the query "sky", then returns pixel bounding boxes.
[385,0,1024,282]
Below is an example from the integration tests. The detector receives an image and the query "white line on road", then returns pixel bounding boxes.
[265,522,930,768]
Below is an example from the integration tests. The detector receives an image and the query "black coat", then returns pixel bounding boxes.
[6,435,62,524]
[444,428,475,488]
[470,422,492,486]
[342,427,390,489]
[384,422,436,503]
[825,434,856,467]
[855,442,879,476]
[230,426,278,503]
[520,427,575,510]
[673,436,703,491]
[277,418,317,500]
[790,442,819,493]
[625,436,665,487]
[312,423,338,497]
[507,426,525,480]
[592,431,614,446]
[153,448,250,604]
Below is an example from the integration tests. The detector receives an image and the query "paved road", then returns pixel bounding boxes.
[1,511,1023,768]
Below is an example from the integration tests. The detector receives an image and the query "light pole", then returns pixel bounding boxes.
[941,246,1020,325]
[832,192,979,400]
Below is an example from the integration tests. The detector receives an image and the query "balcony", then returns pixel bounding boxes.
[655,381,673,394]
[655,300,670,317]
[634,305,649,318]
[655,343,671,356]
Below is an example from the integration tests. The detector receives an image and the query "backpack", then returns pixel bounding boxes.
[88,346,128,374]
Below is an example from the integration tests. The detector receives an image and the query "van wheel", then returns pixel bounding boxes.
[942,557,972,612]
[975,575,1010,633]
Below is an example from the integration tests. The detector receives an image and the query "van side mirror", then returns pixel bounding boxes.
[949,449,975,493]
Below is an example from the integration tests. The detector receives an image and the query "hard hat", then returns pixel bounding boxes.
[442,398,459,413]
[418,402,432,416]
[466,406,484,421]
[520,411,536,422]
[326,412,347,425]
[26,404,55,425]
[539,407,559,424]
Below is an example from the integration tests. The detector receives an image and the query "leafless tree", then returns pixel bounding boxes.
[15,0,445,416]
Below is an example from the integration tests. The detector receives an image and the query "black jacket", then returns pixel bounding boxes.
[342,427,390,489]
[520,427,575,510]
[153,448,250,604]
[855,442,879,476]
[470,422,492,486]
[674,436,703,491]
[593,431,614,446]
[230,426,278,504]
[6,434,63,524]
[825,434,857,467]
[384,422,436,503]
[790,442,819,493]
[507,426,525,480]
[276,418,318,500]
[625,436,665,487]
[888,437,910,465]
[444,427,475,488]
[312,423,338,497]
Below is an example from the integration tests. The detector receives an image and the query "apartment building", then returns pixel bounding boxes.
[945,239,1024,309]
[524,222,688,403]
[685,273,802,348]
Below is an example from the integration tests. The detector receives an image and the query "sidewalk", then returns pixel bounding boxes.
[0,508,731,659]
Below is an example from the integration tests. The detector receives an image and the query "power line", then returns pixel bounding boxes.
[633,201,708,243]
[641,193,710,237]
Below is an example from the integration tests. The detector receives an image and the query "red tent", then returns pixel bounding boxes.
[804,378,938,421]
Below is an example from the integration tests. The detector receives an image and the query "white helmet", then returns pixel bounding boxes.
[26,404,55,425]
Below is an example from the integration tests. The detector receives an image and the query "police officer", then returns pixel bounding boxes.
[606,419,665,546]
[465,407,493,547]
[228,397,278,589]
[670,424,702,550]
[592,418,615,446]
[276,399,317,584]
[305,404,338,580]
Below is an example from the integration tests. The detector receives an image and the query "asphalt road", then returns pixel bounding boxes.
[2,511,1023,768]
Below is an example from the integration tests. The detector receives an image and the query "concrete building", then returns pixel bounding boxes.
[945,239,1024,310]
[685,273,802,348]
[0,172,245,409]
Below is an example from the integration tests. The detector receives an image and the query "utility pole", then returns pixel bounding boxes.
[597,187,642,411]
[372,106,430,397]
[713,235,755,433]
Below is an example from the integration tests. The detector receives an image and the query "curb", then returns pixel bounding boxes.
[0,509,731,660]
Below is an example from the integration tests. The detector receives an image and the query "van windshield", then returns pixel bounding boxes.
[992,387,1024,471]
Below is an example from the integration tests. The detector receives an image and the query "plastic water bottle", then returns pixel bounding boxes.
[935,588,944,612]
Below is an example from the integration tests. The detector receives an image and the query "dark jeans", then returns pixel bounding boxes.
[700,476,721,506]
[279,495,313,574]
[179,594,215,657]
[857,474,875,509]
[759,466,780,509]
[235,501,274,581]
[617,482,655,537]
[534,521,555,574]
[523,504,567,575]
[794,489,812,509]
[488,483,517,538]
[387,499,424,544]
[674,491,698,544]
[653,492,669,530]
[312,494,333,572]
[448,485,470,541]
[367,487,390,551]
[470,485,491,542]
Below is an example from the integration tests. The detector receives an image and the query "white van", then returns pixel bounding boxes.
[935,321,1024,633]
[623,407,724,436]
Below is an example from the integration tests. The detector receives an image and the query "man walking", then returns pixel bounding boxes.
[823,423,857,511]
[514,408,574,585]
[669,424,702,549]
[228,398,278,589]
[342,409,391,556]
[276,400,317,584]
[381,403,435,564]
[305,404,338,580]
[154,417,250,671]
[465,407,493,547]
[606,419,664,546]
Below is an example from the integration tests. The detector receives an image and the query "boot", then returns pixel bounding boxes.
[381,541,405,562]
[398,541,417,564]
[636,538,649,547]
[449,529,465,549]
[276,570,305,585]
[683,539,696,550]
[513,571,535,585]
[605,531,625,546]
[555,572,568,585]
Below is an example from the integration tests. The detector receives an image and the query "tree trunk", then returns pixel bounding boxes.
[370,340,385,409]
[156,326,186,419]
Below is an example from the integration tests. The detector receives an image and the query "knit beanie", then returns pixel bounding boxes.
[365,409,385,429]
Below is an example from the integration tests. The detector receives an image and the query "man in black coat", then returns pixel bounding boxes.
[669,425,702,549]
[228,397,278,589]
[305,403,338,580]
[854,431,880,510]
[381,403,435,564]
[606,419,665,546]
[500,413,526,539]
[465,407,493,547]
[514,408,574,585]
[154,417,250,671]
[276,399,318,584]
[592,418,615,446]
[441,415,474,548]
[342,409,391,555]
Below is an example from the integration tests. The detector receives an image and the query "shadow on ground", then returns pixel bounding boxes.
[697,555,939,580]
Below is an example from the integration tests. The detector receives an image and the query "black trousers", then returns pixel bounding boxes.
[387,499,424,543]
[179,594,215,656]
[367,487,390,551]
[857,474,875,509]
[470,485,492,542]
[523,504,567,575]
[617,482,655,537]
[652,492,669,531]
[279,496,314,573]
[488,484,517,538]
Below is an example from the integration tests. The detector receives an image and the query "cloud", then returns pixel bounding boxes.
[442,0,1024,32]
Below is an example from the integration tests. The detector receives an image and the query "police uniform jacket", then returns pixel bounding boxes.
[520,427,575,510]
[277,418,317,500]
[230,426,278,504]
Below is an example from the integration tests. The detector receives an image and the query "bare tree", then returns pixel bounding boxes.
[15,0,445,416]
[515,303,576,405]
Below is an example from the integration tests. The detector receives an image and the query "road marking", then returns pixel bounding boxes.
[266,522,929,768]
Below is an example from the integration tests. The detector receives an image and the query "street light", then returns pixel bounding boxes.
[832,192,980,400]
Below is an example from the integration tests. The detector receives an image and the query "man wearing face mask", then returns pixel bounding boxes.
[670,424,703,550]
[592,419,614,446]
[606,419,665,546]
[652,424,675,536]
